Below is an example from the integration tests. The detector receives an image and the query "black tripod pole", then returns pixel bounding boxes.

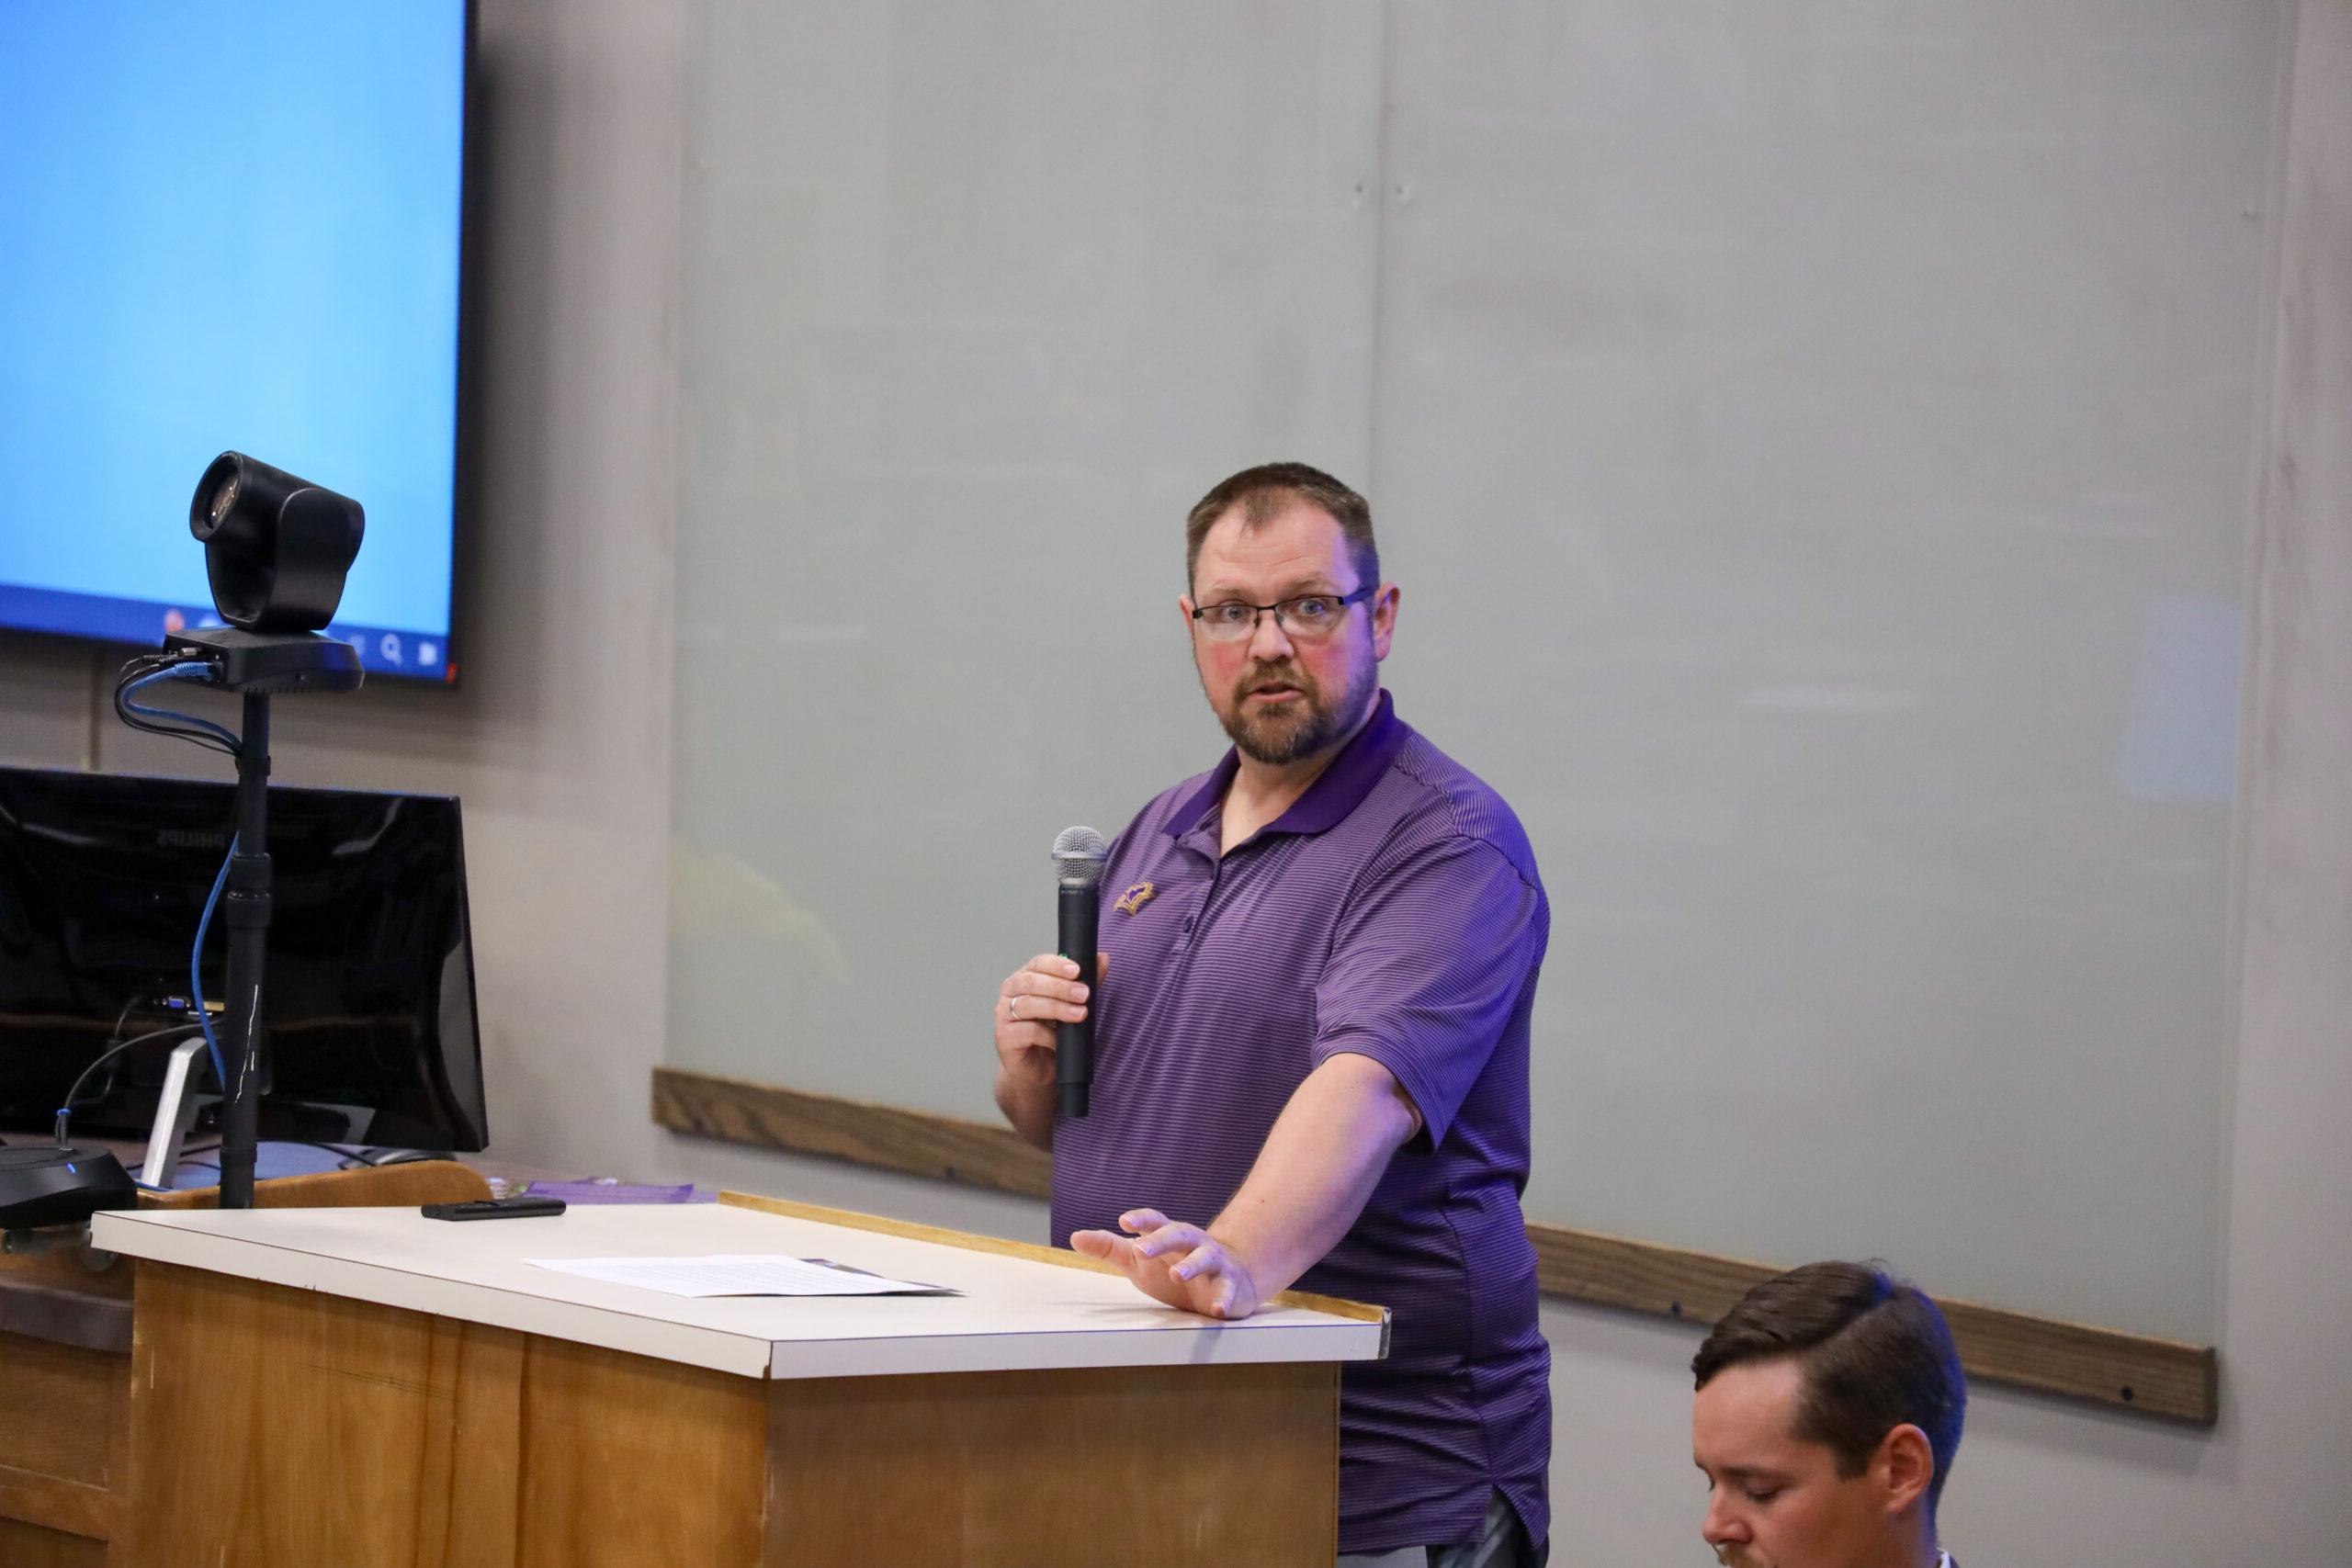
[216,691,274,1209]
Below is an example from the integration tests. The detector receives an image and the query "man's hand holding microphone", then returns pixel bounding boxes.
[991,949,1099,1145]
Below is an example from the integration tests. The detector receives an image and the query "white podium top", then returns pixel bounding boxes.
[89,1197,1389,1381]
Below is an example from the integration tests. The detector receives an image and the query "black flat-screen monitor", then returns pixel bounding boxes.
[0,766,486,1151]
[0,2,473,683]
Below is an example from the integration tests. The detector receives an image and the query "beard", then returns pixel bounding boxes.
[1213,648,1374,766]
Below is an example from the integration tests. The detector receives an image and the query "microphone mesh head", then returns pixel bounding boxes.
[1052,825,1110,887]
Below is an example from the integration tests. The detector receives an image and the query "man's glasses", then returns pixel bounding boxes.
[1188,585,1377,644]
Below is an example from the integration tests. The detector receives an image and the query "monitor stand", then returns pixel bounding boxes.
[140,1035,216,1190]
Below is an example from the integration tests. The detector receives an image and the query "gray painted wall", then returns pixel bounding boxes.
[0,2,2344,1560]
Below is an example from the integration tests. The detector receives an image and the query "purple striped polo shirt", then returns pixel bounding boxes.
[1049,690,1552,1556]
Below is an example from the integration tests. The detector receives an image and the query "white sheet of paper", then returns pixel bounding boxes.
[527,1254,945,1298]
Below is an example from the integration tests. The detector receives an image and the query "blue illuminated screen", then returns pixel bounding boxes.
[0,2,468,682]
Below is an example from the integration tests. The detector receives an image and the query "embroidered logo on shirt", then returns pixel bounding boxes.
[1114,880,1157,916]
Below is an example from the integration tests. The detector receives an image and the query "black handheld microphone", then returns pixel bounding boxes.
[1052,826,1108,1118]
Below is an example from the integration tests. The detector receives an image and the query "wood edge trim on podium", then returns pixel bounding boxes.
[0,1461,114,1541]
[657,1065,2219,1424]
[134,1158,492,1210]
[717,1189,1388,1325]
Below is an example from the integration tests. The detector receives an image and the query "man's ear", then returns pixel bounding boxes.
[1876,1423,1936,1516]
[1371,582,1399,660]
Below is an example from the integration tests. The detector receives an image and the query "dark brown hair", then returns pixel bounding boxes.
[1184,462,1378,594]
[1692,1260,1967,1512]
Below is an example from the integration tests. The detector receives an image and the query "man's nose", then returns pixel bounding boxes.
[1701,1490,1747,1547]
[1247,606,1295,660]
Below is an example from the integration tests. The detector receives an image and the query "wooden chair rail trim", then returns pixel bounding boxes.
[654,1064,2219,1424]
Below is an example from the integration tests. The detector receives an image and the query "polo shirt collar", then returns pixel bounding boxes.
[1164,690,1406,841]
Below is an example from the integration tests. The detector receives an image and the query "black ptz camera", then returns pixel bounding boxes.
[189,452,366,633]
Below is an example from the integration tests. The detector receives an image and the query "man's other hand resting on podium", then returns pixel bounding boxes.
[1066,1052,1422,1320]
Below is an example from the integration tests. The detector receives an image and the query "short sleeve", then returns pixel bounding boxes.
[1310,837,1546,1147]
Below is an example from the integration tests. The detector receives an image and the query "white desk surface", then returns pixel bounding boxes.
[89,1201,1388,1381]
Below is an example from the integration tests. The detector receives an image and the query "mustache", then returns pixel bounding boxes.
[1238,664,1317,698]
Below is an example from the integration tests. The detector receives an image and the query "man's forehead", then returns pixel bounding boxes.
[1692,1358,1811,1460]
[1194,500,1351,590]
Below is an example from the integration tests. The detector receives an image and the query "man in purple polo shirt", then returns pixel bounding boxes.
[991,463,1552,1565]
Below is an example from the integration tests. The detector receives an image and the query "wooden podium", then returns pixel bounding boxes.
[87,1192,1385,1567]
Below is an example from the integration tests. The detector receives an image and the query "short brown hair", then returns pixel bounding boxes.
[1692,1261,1967,1513]
[1184,462,1378,594]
